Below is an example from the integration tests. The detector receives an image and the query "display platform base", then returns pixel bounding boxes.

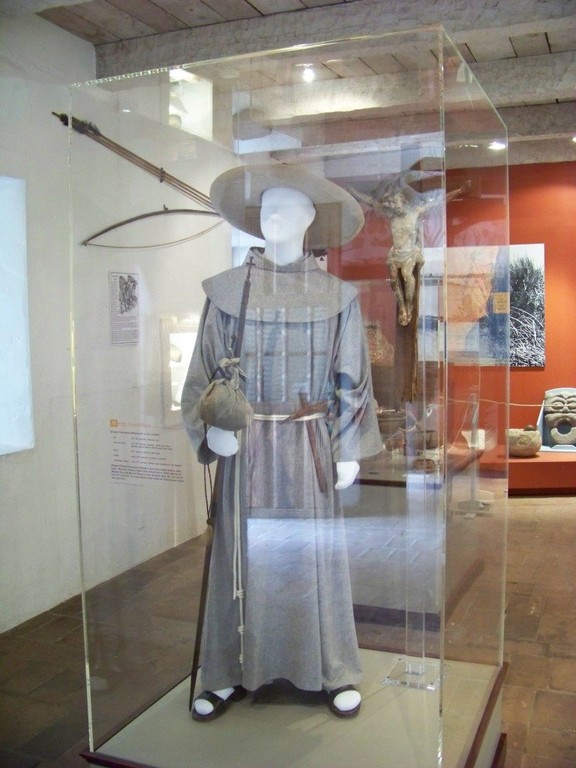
[508,451,576,494]
[82,650,503,768]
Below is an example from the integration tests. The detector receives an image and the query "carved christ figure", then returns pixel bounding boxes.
[351,171,469,326]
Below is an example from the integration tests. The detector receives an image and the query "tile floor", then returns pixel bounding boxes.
[0,496,575,768]
[503,496,576,768]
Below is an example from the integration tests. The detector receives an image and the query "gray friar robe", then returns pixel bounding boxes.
[181,250,382,694]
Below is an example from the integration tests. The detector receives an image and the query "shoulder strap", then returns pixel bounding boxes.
[233,255,254,357]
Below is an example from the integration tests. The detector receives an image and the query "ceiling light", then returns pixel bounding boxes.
[488,140,506,151]
[302,65,315,83]
[169,68,189,82]
[169,67,202,84]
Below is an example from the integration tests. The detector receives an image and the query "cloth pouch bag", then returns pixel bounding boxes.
[198,357,253,431]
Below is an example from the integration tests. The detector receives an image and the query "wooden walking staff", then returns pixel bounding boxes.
[188,257,254,709]
[188,491,216,710]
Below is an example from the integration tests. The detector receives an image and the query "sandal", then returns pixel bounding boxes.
[192,685,247,722]
[326,684,361,718]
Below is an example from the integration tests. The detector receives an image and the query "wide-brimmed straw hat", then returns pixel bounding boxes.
[209,164,364,248]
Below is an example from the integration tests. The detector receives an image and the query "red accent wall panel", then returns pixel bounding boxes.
[332,161,576,491]
[508,162,576,432]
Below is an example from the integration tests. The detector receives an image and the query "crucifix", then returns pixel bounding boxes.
[350,171,470,402]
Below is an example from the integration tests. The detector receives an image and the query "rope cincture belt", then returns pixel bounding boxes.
[254,398,330,493]
[252,398,329,424]
[252,412,325,422]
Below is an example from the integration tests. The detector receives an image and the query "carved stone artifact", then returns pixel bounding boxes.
[543,388,576,446]
[507,425,542,457]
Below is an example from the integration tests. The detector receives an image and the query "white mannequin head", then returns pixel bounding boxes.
[260,186,316,265]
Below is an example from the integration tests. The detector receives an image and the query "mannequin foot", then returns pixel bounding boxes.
[326,685,361,718]
[194,687,234,717]
[192,686,246,722]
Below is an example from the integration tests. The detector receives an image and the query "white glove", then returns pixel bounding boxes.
[207,426,239,456]
[335,460,360,490]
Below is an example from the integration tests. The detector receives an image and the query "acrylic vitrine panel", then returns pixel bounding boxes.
[68,70,235,749]
[71,26,507,768]
[441,34,509,767]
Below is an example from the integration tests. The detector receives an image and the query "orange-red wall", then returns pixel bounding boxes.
[447,161,576,437]
[331,161,576,433]
[508,161,576,429]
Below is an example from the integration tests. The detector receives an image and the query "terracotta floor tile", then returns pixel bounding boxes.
[504,638,548,658]
[503,721,527,752]
[547,639,576,659]
[30,616,83,647]
[537,614,576,645]
[0,692,68,749]
[523,756,576,768]
[0,751,39,768]
[502,747,523,768]
[505,613,542,641]
[506,593,546,615]
[544,591,576,612]
[0,660,68,697]
[502,684,536,725]
[531,689,576,731]
[506,564,540,585]
[17,708,88,761]
[549,657,576,693]
[1,496,575,766]
[526,726,576,764]
[505,654,550,687]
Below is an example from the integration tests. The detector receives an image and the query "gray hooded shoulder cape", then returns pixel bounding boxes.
[181,250,382,694]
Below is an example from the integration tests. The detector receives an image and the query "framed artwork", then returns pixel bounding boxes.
[424,246,509,366]
[509,243,545,368]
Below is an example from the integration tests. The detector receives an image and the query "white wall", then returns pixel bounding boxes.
[0,15,237,631]
[0,15,95,631]
[68,78,233,590]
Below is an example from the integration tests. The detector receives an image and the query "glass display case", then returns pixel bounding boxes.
[69,25,508,768]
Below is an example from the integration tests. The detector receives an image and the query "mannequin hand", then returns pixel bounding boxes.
[335,461,360,490]
[207,426,239,456]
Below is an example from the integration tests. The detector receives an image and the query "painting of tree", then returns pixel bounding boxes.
[509,244,545,367]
